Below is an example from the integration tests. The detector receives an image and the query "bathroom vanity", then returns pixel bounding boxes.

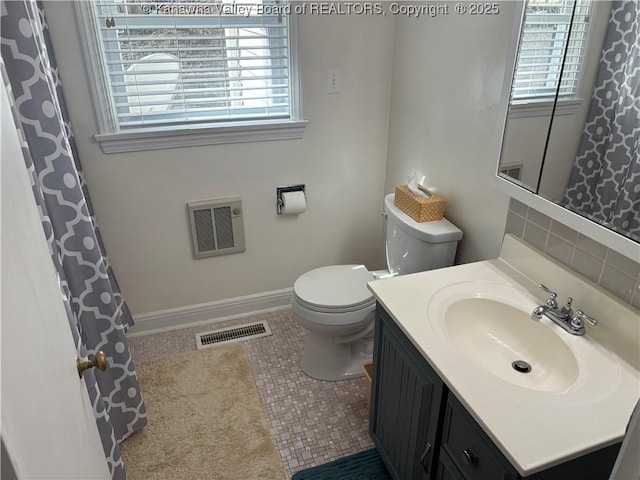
[367,236,639,480]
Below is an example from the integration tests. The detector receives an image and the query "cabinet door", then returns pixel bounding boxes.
[370,305,445,480]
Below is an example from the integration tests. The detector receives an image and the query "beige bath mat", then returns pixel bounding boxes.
[120,344,285,480]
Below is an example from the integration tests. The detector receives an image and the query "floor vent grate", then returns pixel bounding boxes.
[195,321,272,349]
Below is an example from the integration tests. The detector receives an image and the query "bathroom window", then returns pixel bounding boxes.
[511,0,592,111]
[75,0,305,153]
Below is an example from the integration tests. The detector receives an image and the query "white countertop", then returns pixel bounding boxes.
[367,236,640,475]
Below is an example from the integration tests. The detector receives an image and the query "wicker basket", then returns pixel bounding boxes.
[361,360,373,410]
[394,185,445,222]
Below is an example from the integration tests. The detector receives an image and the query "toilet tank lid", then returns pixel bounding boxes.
[384,194,463,243]
[293,265,374,310]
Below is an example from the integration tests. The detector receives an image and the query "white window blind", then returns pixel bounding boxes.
[90,0,293,130]
[512,0,592,101]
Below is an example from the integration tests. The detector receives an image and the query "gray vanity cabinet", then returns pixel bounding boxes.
[370,304,621,480]
[439,395,518,480]
[369,304,446,480]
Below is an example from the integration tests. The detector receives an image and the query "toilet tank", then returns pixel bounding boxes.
[384,194,463,276]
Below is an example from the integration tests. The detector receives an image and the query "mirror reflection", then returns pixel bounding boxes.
[499,0,639,243]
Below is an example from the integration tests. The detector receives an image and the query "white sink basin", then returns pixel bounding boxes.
[442,297,579,392]
[428,282,581,392]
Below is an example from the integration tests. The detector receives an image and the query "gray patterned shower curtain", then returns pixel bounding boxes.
[1,1,147,477]
[563,0,640,242]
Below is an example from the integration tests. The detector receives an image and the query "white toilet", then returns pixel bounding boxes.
[291,193,463,381]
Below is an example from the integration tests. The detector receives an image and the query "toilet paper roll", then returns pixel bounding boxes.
[281,191,306,215]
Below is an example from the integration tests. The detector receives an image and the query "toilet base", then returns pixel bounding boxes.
[301,331,373,381]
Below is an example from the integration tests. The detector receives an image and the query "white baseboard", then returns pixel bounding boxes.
[127,288,293,338]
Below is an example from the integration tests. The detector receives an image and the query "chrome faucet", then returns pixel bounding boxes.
[531,284,598,336]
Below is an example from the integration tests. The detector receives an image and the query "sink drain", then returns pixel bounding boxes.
[512,360,532,374]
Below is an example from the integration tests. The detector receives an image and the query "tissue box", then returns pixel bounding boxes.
[394,185,445,222]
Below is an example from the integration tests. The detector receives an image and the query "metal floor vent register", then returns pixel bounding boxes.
[195,321,272,349]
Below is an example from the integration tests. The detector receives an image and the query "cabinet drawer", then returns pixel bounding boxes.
[442,396,518,480]
[436,451,467,480]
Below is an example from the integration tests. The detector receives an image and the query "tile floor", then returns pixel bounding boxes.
[127,309,373,477]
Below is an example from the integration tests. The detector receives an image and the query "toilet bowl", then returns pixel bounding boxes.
[292,265,376,381]
[292,194,463,381]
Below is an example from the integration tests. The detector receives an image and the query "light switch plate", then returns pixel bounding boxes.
[327,69,341,94]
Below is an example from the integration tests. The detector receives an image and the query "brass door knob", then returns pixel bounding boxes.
[77,351,108,378]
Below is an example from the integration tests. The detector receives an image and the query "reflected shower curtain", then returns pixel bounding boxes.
[563,0,640,242]
[1,1,147,477]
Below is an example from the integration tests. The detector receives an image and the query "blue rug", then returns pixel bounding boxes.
[291,448,392,479]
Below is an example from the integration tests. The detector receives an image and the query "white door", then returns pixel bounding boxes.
[1,82,110,479]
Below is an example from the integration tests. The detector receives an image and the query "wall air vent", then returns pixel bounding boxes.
[187,196,246,258]
[500,163,523,181]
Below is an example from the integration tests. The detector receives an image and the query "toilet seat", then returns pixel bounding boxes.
[293,264,375,314]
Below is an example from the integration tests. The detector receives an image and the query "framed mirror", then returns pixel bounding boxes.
[497,0,639,259]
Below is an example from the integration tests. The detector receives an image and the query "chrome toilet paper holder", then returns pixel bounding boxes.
[277,184,306,214]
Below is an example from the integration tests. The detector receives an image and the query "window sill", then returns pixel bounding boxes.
[94,120,308,154]
[507,98,584,119]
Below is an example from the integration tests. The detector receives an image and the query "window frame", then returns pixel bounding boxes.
[509,0,595,118]
[74,1,306,153]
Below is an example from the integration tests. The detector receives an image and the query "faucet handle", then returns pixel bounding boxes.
[539,284,558,307]
[573,310,598,327]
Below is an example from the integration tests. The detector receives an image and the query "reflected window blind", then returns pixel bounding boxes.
[92,1,291,130]
[512,0,592,101]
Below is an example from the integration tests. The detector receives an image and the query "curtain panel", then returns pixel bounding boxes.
[563,0,640,242]
[1,1,147,477]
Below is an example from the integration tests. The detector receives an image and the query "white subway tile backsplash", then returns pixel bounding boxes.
[631,282,640,310]
[506,198,640,308]
[505,210,526,238]
[522,222,549,252]
[527,208,552,230]
[600,266,636,303]
[576,234,608,260]
[606,249,640,278]
[549,220,578,244]
[571,249,604,283]
[545,234,574,264]
[509,198,529,217]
